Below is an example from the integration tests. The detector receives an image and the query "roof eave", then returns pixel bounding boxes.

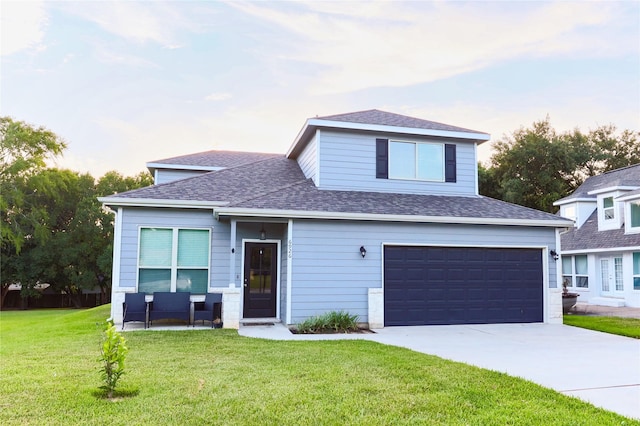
[286,119,491,159]
[146,162,225,174]
[587,185,640,196]
[553,197,597,206]
[213,207,573,228]
[98,196,229,209]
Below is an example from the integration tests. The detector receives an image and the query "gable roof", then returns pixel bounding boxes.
[560,210,640,252]
[101,151,572,228]
[555,164,640,205]
[146,150,280,174]
[287,109,491,158]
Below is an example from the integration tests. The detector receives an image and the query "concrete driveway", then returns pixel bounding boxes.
[240,323,640,420]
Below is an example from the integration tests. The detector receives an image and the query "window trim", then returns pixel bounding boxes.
[561,255,589,289]
[627,201,640,234]
[137,226,211,294]
[633,252,640,291]
[388,139,445,182]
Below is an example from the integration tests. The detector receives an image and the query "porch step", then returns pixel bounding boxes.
[588,297,626,308]
[240,318,281,326]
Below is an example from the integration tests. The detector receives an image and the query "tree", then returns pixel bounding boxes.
[483,117,640,213]
[1,117,67,308]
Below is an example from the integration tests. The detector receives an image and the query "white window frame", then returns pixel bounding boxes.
[625,201,640,234]
[633,252,640,291]
[137,227,211,294]
[561,255,588,289]
[603,196,615,221]
[388,139,444,182]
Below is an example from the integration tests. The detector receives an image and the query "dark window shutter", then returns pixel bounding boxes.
[444,144,456,183]
[376,138,388,179]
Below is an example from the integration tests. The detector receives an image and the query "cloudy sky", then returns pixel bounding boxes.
[2,1,639,178]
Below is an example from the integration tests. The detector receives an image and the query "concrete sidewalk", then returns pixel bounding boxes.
[239,323,640,420]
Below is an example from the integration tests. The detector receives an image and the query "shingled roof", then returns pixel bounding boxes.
[561,210,640,251]
[147,150,280,170]
[102,153,570,226]
[316,109,484,134]
[555,164,640,204]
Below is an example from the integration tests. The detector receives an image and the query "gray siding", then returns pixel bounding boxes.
[317,130,477,196]
[289,219,558,324]
[155,169,209,185]
[118,208,230,289]
[297,132,317,183]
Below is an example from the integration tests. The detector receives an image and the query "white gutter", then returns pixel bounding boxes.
[553,197,595,206]
[561,246,640,255]
[146,162,225,172]
[214,207,574,228]
[98,197,229,209]
[587,186,639,196]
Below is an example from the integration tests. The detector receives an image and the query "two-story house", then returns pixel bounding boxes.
[100,110,573,328]
[554,164,640,308]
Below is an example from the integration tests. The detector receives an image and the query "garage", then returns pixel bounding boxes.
[384,246,543,326]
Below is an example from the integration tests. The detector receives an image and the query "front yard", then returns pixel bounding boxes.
[1,306,636,425]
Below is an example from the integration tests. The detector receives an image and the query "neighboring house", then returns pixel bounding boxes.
[100,109,573,329]
[554,164,640,308]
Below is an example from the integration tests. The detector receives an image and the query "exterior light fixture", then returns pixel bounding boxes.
[360,246,367,258]
[550,249,559,261]
[260,224,267,240]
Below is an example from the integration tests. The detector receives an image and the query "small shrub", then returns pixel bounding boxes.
[98,321,128,398]
[296,311,359,334]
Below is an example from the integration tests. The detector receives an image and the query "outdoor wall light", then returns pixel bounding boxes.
[550,249,559,261]
[360,246,367,258]
[260,224,267,240]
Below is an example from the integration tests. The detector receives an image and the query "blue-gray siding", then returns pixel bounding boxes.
[297,132,317,183]
[118,208,229,289]
[317,130,477,196]
[289,219,557,324]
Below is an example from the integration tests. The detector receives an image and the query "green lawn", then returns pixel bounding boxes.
[1,307,637,425]
[564,314,640,339]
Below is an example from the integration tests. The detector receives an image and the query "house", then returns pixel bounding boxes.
[554,164,640,308]
[100,109,573,328]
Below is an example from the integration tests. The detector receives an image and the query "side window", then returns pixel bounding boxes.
[633,252,640,291]
[603,197,614,220]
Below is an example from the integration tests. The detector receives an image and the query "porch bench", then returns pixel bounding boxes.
[148,292,191,326]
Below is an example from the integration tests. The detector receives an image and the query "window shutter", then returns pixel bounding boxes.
[444,144,456,183]
[376,138,388,179]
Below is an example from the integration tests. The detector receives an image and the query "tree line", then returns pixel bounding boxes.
[479,117,640,213]
[1,117,152,309]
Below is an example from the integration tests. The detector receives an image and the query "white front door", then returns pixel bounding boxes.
[600,257,623,296]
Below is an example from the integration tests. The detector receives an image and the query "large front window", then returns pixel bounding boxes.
[388,140,444,181]
[562,255,589,288]
[138,227,210,294]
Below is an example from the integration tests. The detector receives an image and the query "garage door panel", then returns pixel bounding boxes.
[384,246,543,326]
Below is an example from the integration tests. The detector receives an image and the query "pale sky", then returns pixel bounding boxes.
[1,1,639,178]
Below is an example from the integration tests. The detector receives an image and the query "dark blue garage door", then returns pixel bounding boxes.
[384,246,543,326]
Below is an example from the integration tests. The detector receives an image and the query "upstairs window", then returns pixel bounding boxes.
[603,196,615,220]
[376,138,456,182]
[631,202,640,229]
[389,141,444,181]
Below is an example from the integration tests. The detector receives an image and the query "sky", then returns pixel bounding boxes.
[1,0,639,178]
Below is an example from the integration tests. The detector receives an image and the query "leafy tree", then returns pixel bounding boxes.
[1,117,66,308]
[483,117,640,213]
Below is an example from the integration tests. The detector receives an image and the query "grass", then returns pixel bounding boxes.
[564,314,640,339]
[1,307,637,425]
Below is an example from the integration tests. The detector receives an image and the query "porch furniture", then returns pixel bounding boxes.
[148,292,191,326]
[193,293,223,327]
[122,292,148,329]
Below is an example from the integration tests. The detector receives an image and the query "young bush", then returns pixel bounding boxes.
[98,321,128,398]
[296,311,359,334]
